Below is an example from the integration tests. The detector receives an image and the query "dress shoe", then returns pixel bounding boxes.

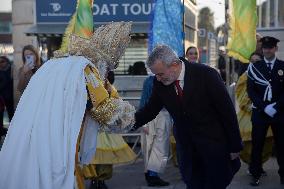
[97,180,108,189]
[281,177,284,185]
[250,177,260,186]
[89,180,98,189]
[145,174,170,187]
[247,169,267,176]
[89,180,108,189]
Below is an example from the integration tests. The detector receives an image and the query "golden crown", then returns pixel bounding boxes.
[55,22,132,68]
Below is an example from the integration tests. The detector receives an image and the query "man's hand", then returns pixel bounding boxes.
[264,102,277,117]
[230,152,240,160]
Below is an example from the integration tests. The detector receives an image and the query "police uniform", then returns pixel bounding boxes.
[247,36,284,185]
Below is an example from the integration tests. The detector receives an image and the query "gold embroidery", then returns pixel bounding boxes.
[90,98,117,125]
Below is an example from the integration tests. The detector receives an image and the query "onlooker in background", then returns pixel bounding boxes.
[247,36,284,186]
[17,45,42,94]
[217,48,226,82]
[185,46,199,63]
[128,61,147,75]
[0,56,14,137]
[140,75,172,187]
[255,33,263,55]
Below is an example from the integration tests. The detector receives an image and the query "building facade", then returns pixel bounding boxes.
[257,0,284,59]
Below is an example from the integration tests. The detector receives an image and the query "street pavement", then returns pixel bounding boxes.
[105,157,284,189]
[1,136,283,189]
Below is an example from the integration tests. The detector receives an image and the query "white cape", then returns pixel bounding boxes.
[0,56,93,189]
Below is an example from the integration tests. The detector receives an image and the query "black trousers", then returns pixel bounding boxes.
[173,126,238,189]
[249,122,284,178]
[0,96,14,135]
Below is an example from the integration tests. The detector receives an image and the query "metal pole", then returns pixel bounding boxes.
[182,0,185,56]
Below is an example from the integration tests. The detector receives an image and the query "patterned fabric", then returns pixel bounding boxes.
[227,0,257,63]
[148,0,184,56]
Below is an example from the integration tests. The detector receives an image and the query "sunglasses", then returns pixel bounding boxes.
[0,60,6,64]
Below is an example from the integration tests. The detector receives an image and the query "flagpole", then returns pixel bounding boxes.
[182,0,185,57]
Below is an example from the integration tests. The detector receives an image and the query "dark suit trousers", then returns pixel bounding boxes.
[173,126,236,189]
[0,96,14,135]
[250,122,284,178]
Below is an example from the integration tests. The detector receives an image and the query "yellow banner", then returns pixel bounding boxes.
[227,0,257,63]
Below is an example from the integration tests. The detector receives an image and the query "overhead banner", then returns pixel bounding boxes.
[36,0,154,23]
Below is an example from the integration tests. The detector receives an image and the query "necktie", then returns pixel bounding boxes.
[175,80,183,99]
[267,62,272,70]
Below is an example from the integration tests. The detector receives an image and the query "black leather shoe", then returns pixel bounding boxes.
[145,174,170,187]
[250,177,260,186]
[89,180,98,189]
[280,177,284,185]
[97,180,108,189]
[247,169,267,176]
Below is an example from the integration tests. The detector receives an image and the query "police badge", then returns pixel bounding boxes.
[278,69,284,76]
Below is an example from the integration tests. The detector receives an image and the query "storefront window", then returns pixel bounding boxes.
[116,38,148,75]
[185,26,195,43]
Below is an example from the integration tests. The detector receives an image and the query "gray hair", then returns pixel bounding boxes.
[146,45,180,67]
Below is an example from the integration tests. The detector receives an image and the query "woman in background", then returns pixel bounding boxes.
[17,45,42,94]
[185,46,199,63]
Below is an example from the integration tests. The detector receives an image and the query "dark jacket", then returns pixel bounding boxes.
[135,59,243,153]
[247,59,284,124]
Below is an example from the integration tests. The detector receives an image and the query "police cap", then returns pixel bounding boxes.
[261,36,280,48]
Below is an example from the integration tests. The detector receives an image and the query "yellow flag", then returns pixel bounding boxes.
[59,0,94,52]
[227,0,257,63]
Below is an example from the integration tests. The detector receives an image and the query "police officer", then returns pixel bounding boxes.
[247,36,284,186]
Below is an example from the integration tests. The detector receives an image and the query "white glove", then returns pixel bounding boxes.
[264,102,277,118]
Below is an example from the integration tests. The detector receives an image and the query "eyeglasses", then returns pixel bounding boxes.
[0,60,6,64]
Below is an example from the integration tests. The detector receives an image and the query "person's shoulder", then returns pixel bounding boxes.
[276,58,284,64]
[254,59,264,66]
[189,62,216,74]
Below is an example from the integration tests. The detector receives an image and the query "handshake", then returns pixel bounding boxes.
[264,102,277,118]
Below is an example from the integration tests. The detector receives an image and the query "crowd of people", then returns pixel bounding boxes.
[0,20,283,189]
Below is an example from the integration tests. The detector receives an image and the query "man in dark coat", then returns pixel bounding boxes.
[133,45,243,189]
[247,36,284,186]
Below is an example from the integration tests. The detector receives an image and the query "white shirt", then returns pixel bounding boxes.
[176,60,185,89]
[264,56,276,70]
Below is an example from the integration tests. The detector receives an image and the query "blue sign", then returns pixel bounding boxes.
[36,0,154,24]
